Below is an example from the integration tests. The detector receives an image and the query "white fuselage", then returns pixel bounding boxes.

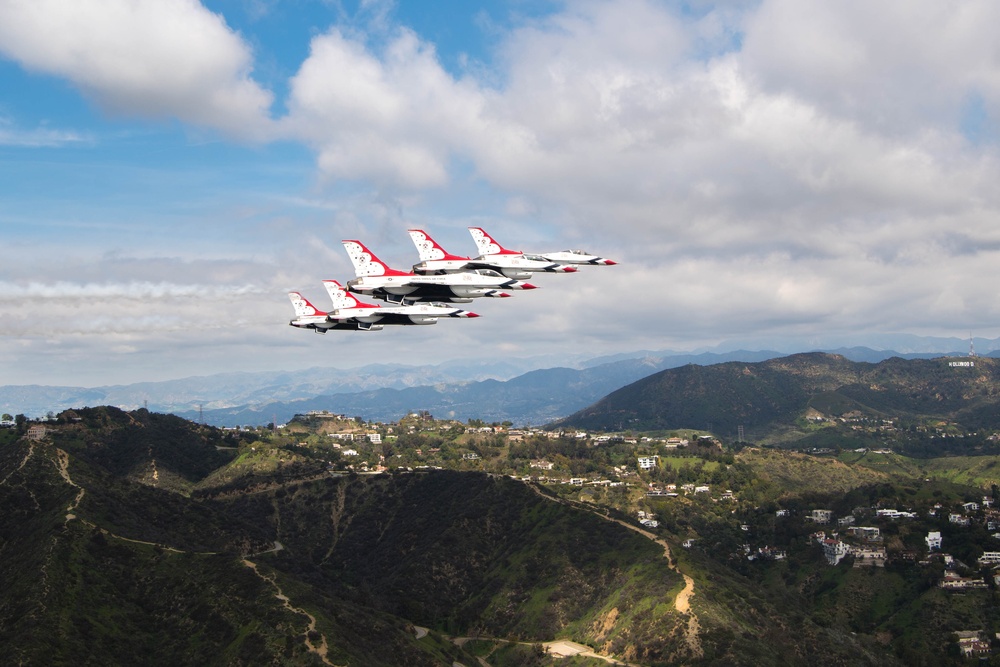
[328,302,476,325]
[347,269,532,301]
[532,250,616,265]
[412,255,574,280]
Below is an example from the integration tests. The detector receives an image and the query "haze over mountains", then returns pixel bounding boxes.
[3,335,997,427]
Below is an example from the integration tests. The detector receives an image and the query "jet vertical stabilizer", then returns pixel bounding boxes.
[342,240,412,278]
[323,279,379,310]
[289,292,325,318]
[468,227,522,257]
[408,229,468,262]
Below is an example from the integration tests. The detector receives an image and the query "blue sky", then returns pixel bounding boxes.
[2,0,1000,387]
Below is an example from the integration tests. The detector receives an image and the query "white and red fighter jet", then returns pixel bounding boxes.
[407,229,576,280]
[468,227,617,266]
[288,283,479,333]
[342,240,537,304]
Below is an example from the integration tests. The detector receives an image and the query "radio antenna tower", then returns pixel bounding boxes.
[969,332,977,358]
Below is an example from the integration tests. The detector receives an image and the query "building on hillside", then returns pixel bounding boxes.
[852,547,887,567]
[939,574,988,590]
[848,526,881,541]
[955,633,990,658]
[810,509,833,524]
[367,433,382,444]
[637,456,659,470]
[949,513,971,526]
[822,539,850,566]
[926,531,942,550]
[530,460,554,470]
[977,552,1000,566]
[26,425,47,440]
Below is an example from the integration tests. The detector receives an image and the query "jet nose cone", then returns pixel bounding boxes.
[563,266,578,272]
[464,312,480,318]
[521,283,538,290]
[603,259,617,265]
[499,292,512,298]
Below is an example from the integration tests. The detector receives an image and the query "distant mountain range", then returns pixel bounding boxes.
[555,352,1000,442]
[3,337,997,426]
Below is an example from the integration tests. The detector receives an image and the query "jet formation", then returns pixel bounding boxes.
[289,227,616,334]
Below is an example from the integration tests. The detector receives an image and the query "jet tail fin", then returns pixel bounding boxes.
[341,240,411,277]
[323,280,378,310]
[468,227,521,256]
[408,229,467,261]
[288,292,325,317]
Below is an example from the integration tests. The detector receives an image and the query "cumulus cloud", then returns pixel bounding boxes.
[0,0,273,138]
[740,0,1000,136]
[269,0,1000,359]
[281,26,488,188]
[6,0,1000,386]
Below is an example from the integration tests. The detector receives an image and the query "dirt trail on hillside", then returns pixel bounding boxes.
[41,444,338,663]
[55,448,86,522]
[526,482,702,658]
[243,559,339,666]
[450,636,626,665]
[0,440,35,487]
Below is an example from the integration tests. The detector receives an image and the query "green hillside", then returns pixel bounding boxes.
[556,353,1000,451]
[5,405,1000,665]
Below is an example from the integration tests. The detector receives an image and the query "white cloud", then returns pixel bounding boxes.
[0,0,273,138]
[740,0,1000,136]
[6,0,1000,387]
[282,26,488,188]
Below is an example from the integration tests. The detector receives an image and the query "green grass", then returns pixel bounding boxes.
[920,455,1000,488]
[659,456,721,472]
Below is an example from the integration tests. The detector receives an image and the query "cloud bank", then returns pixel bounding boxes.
[3,0,1000,386]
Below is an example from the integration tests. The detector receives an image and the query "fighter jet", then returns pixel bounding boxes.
[408,229,577,280]
[322,280,479,326]
[287,291,378,333]
[468,227,617,266]
[288,284,479,333]
[342,240,537,304]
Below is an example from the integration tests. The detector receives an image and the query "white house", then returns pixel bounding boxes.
[923,531,942,550]
[977,552,1000,566]
[822,539,851,566]
[637,456,659,470]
